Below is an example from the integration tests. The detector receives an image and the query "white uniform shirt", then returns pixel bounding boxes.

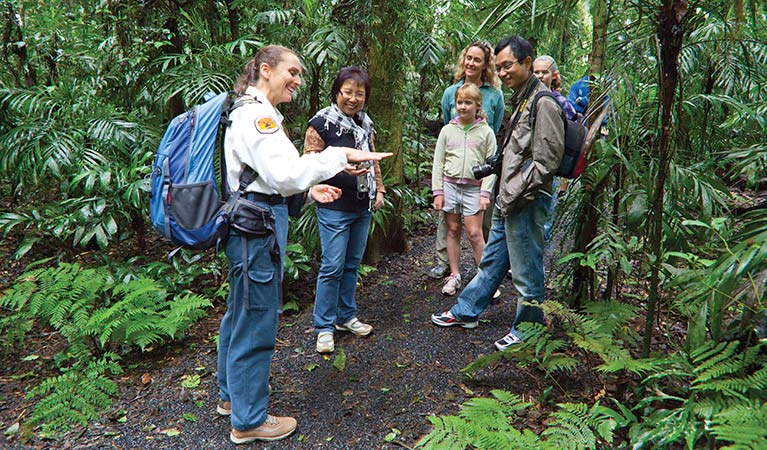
[224,86,348,197]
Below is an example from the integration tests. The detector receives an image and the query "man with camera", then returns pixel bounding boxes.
[431,35,565,351]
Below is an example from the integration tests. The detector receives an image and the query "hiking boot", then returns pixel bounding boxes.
[217,399,231,416]
[431,311,477,329]
[316,331,334,353]
[335,317,373,336]
[441,274,461,296]
[494,332,523,351]
[230,415,297,444]
[428,263,449,279]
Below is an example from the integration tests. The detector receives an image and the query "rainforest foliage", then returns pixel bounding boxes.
[1,0,766,447]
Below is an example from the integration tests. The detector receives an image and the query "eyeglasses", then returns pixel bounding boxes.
[339,90,366,101]
[496,60,521,73]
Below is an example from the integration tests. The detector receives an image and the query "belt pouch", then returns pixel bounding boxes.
[230,198,275,237]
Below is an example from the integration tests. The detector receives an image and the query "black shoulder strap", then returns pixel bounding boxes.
[220,92,260,201]
[496,77,541,154]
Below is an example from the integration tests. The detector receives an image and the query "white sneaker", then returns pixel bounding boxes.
[441,274,462,296]
[335,317,373,336]
[316,332,334,353]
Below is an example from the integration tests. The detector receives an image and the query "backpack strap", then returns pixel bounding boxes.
[529,91,566,129]
[220,93,261,201]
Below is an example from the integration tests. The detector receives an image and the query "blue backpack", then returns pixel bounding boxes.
[150,92,256,250]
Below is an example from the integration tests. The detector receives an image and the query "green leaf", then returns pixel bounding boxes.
[182,413,197,422]
[333,348,346,371]
[180,374,201,389]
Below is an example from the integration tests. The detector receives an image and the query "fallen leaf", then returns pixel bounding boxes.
[4,422,19,436]
[141,373,151,385]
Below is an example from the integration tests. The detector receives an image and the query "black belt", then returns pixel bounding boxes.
[245,192,286,205]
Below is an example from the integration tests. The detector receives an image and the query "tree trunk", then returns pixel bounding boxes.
[225,0,239,41]
[1,2,37,87]
[361,0,409,263]
[570,0,608,309]
[642,0,688,358]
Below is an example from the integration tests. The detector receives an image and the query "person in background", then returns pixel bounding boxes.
[304,67,386,354]
[431,36,564,351]
[428,40,504,280]
[432,83,497,296]
[533,55,575,244]
[217,45,391,444]
[533,55,576,121]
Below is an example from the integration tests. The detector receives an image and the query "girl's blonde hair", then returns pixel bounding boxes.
[455,83,486,120]
[234,45,297,94]
[452,41,501,90]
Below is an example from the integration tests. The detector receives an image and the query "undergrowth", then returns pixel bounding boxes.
[0,262,212,436]
[418,301,767,449]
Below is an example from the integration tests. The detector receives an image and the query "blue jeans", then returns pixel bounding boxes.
[217,202,288,431]
[450,194,551,338]
[313,207,371,333]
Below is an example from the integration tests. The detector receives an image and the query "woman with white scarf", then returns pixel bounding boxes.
[303,67,385,354]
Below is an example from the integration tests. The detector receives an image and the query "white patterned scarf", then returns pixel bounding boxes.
[314,104,377,208]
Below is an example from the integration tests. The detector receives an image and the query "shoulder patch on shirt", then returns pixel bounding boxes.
[255,116,280,134]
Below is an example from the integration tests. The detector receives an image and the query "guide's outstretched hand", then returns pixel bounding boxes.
[344,148,393,163]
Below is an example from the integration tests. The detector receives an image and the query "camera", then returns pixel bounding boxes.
[354,161,372,193]
[471,153,502,179]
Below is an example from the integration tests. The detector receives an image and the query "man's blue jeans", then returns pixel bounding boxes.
[450,194,551,338]
[314,207,372,333]
[217,203,288,431]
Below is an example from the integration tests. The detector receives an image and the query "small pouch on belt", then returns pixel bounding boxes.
[230,197,275,238]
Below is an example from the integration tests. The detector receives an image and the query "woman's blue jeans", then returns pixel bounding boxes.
[217,202,287,431]
[313,207,371,334]
[450,194,551,337]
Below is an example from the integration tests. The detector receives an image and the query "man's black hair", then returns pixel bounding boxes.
[494,36,534,66]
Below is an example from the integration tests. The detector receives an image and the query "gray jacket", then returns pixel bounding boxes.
[496,76,565,215]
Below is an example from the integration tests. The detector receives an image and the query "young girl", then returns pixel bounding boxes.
[432,83,497,295]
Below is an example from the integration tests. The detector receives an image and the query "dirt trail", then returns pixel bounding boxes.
[2,227,556,449]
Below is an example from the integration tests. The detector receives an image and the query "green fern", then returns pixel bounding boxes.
[543,402,626,449]
[708,402,767,449]
[464,323,577,380]
[0,262,214,433]
[627,340,767,449]
[417,392,626,450]
[26,353,123,433]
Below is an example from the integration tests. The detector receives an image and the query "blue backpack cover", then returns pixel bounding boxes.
[150,92,239,250]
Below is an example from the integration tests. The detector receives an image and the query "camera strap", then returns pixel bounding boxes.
[492,76,540,198]
[499,76,540,152]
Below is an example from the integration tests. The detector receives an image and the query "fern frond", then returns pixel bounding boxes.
[416,415,473,450]
[597,356,667,376]
[709,401,767,449]
[26,353,123,432]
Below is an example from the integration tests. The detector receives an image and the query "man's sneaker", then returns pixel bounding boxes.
[428,263,449,279]
[441,274,461,296]
[230,415,297,444]
[217,399,231,416]
[493,289,501,299]
[316,331,334,353]
[431,311,477,329]
[494,332,523,351]
[335,317,373,336]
